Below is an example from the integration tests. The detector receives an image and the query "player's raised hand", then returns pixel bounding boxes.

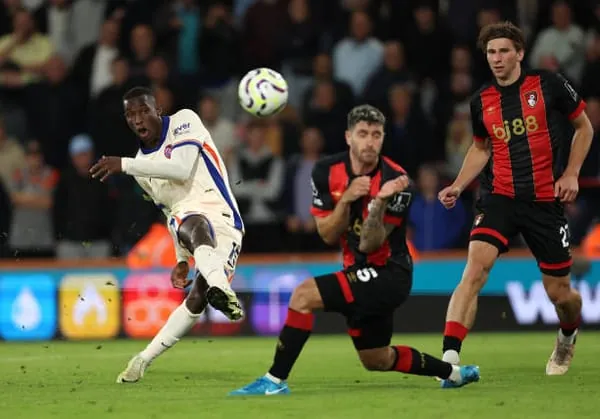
[341,176,371,203]
[170,261,191,289]
[554,173,579,203]
[90,156,122,182]
[438,185,462,209]
[377,176,410,200]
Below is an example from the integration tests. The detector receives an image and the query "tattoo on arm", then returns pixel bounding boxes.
[359,198,389,253]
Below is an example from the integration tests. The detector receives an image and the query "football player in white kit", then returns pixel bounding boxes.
[90,87,244,383]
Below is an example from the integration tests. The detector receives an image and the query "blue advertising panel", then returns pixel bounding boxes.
[0,274,57,340]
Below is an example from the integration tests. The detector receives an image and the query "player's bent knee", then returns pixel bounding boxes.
[289,278,324,313]
[178,215,216,252]
[361,359,387,372]
[358,348,394,371]
[542,274,573,305]
[461,241,498,289]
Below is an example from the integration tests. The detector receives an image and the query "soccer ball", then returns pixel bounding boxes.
[238,68,288,118]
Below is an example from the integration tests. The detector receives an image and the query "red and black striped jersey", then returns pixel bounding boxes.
[471,69,586,201]
[310,152,413,270]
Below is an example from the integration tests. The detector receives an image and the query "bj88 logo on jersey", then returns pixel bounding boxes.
[491,115,540,143]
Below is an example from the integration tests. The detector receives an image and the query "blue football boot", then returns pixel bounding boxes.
[441,365,480,389]
[229,376,290,396]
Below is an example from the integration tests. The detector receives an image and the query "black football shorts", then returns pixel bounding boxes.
[470,194,572,276]
[314,262,412,350]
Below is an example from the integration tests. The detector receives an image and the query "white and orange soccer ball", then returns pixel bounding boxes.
[238,68,288,118]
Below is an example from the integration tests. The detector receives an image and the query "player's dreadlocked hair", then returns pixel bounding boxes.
[477,21,525,53]
[347,104,386,130]
[123,86,154,101]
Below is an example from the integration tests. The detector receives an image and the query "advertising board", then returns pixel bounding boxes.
[0,258,597,340]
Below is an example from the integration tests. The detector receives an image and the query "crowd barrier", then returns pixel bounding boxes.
[0,251,598,341]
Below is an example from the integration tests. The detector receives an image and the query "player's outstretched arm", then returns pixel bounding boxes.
[121,145,199,181]
[91,144,200,182]
[450,140,490,192]
[439,141,490,209]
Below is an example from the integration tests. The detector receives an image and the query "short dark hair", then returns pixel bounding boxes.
[123,86,153,101]
[347,104,386,130]
[477,21,525,53]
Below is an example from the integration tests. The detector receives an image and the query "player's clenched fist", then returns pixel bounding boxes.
[90,156,122,182]
[377,175,410,200]
[438,185,461,209]
[171,261,192,289]
[341,176,371,203]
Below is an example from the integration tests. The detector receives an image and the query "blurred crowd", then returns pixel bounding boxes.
[0,0,599,260]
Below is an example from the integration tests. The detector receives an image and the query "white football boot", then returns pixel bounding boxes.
[116,354,149,383]
[546,330,577,375]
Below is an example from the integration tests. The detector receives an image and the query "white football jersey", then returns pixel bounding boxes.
[131,109,244,232]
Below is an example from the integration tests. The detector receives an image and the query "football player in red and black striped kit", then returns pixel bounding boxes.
[438,22,594,375]
[230,105,480,396]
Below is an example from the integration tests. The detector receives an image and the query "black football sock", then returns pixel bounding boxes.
[443,336,463,353]
[443,321,468,353]
[390,346,453,379]
[267,308,314,381]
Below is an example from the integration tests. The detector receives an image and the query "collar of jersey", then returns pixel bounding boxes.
[140,116,170,154]
[344,152,381,179]
[492,68,527,90]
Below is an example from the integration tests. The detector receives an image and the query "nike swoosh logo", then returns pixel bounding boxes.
[265,387,286,395]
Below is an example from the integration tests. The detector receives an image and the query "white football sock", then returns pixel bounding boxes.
[558,328,577,345]
[139,303,202,362]
[193,245,230,289]
[265,372,282,384]
[442,350,460,365]
[448,365,462,382]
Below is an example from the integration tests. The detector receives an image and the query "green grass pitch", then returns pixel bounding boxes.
[0,332,598,419]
